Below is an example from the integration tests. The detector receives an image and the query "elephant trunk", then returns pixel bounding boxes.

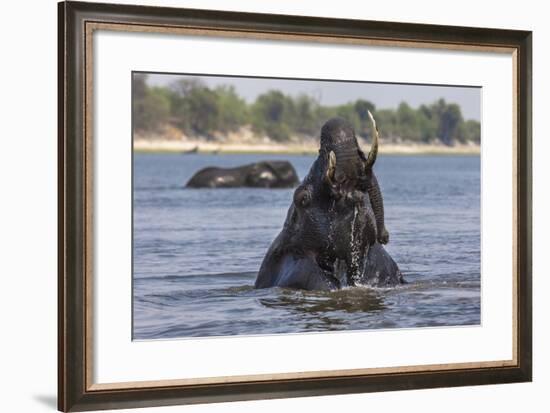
[333,143,362,185]
[366,170,386,241]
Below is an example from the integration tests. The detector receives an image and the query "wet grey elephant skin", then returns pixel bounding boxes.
[255,114,404,291]
[186,160,299,188]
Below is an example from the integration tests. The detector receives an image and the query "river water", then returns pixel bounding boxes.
[133,153,480,339]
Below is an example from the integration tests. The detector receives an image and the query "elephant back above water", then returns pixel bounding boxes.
[186,160,299,188]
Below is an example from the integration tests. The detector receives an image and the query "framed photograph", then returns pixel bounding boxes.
[58,1,532,411]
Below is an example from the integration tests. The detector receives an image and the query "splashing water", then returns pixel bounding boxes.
[348,205,362,284]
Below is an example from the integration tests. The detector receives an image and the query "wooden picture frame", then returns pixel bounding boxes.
[58,1,532,411]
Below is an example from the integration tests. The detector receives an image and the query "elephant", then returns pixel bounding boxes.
[186,160,299,188]
[255,113,404,290]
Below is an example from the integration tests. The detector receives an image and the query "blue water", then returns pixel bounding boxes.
[133,153,480,339]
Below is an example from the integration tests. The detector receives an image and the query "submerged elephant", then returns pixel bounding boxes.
[186,160,299,188]
[255,113,404,290]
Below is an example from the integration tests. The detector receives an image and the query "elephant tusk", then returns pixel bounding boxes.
[365,110,379,168]
[326,150,337,184]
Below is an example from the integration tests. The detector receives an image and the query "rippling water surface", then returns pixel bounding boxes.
[133,153,480,339]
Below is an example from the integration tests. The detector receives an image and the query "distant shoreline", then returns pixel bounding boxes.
[133,139,480,155]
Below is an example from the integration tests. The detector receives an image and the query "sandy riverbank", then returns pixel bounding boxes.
[133,139,480,155]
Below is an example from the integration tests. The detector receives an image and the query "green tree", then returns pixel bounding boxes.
[396,102,421,141]
[132,75,171,133]
[132,75,480,147]
[458,119,481,144]
[168,79,220,136]
[290,94,321,135]
[251,90,294,141]
[438,102,463,145]
[374,109,398,139]
[169,78,205,98]
[426,99,464,145]
[215,85,248,133]
[184,86,220,136]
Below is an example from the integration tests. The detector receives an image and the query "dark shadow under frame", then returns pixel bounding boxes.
[58,1,532,411]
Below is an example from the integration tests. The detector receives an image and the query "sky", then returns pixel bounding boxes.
[146,73,481,121]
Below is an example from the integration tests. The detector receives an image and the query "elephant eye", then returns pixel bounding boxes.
[293,186,312,208]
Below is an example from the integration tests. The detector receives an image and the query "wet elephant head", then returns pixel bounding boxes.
[319,116,375,195]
